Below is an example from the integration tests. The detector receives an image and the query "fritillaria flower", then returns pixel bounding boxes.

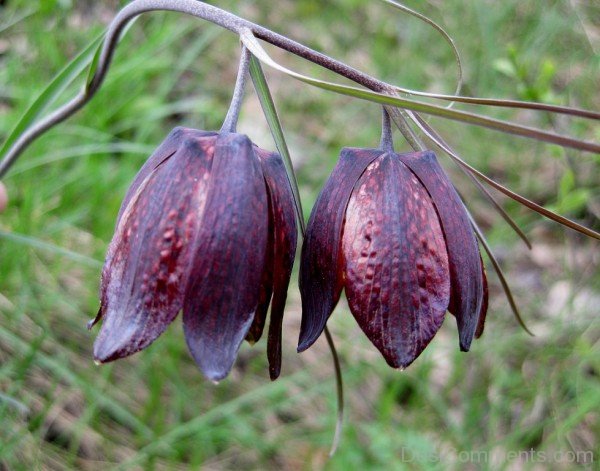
[298,147,488,368]
[89,127,297,381]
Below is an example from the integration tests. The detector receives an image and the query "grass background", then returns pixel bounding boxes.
[0,0,598,469]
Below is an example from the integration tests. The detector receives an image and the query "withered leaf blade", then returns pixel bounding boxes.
[117,128,218,223]
[183,133,269,382]
[398,151,484,351]
[298,147,382,352]
[93,134,216,362]
[342,155,450,368]
[255,147,298,380]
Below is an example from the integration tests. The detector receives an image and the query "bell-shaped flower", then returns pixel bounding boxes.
[90,127,297,381]
[298,148,487,368]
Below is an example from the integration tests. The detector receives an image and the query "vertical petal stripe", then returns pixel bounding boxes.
[475,258,489,339]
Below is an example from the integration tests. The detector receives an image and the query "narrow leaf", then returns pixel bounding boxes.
[240,30,600,154]
[382,0,463,99]
[412,114,531,248]
[0,33,104,161]
[468,214,534,336]
[408,111,600,240]
[249,54,305,232]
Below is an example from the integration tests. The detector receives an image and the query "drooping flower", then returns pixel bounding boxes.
[90,127,297,381]
[298,148,487,368]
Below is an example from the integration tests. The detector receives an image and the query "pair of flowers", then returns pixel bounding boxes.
[91,127,487,381]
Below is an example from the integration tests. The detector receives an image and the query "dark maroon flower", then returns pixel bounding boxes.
[298,148,487,368]
[90,127,297,381]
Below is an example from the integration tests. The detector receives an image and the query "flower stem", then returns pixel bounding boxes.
[221,45,251,134]
[379,108,394,152]
[324,326,344,457]
[0,0,420,177]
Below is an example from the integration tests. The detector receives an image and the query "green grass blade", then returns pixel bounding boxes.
[0,33,104,161]
[0,230,102,268]
[0,8,37,34]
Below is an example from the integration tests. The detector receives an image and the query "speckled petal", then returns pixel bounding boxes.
[183,133,269,382]
[298,148,382,352]
[342,154,450,368]
[117,127,217,223]
[397,151,484,351]
[254,147,298,380]
[93,133,216,362]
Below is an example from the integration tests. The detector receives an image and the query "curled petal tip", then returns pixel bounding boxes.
[93,331,136,364]
[87,306,102,330]
[296,338,314,354]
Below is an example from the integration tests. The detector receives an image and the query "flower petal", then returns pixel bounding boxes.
[475,258,489,339]
[397,151,484,351]
[117,127,218,223]
[244,207,274,346]
[298,147,382,352]
[93,133,216,362]
[182,133,269,382]
[255,147,298,380]
[342,154,450,368]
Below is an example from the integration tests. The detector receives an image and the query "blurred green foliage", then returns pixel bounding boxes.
[0,0,598,469]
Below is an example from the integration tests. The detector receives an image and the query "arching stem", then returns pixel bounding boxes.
[0,0,429,177]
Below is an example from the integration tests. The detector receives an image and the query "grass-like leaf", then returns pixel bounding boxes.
[0,33,104,161]
[468,215,535,336]
[248,54,305,231]
[409,113,600,240]
[382,0,463,99]
[412,113,531,248]
[240,30,599,154]
[0,230,102,268]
